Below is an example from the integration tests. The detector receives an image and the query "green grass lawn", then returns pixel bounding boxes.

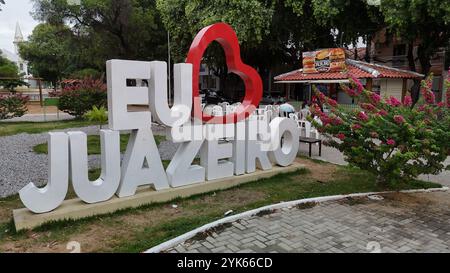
[0,158,441,253]
[0,120,99,137]
[33,134,166,155]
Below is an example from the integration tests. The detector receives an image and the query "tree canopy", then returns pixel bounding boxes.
[381,0,450,75]
[0,50,28,92]
[31,0,168,63]
[23,0,448,88]
[19,23,74,85]
[0,51,19,78]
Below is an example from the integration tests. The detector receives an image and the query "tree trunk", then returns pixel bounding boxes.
[407,41,416,72]
[365,34,372,63]
[418,44,432,77]
[407,44,421,104]
[410,43,433,104]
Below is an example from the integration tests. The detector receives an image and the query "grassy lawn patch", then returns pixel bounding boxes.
[33,134,166,155]
[0,120,99,137]
[0,158,441,253]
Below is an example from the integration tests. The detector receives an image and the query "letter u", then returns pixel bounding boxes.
[68,130,121,203]
[148,61,193,127]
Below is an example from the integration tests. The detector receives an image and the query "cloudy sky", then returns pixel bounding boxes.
[0,0,38,53]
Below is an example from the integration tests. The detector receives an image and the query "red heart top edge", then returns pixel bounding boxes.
[186,23,263,124]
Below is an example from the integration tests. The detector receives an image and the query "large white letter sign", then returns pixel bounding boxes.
[68,130,121,203]
[166,139,205,187]
[16,23,306,219]
[149,62,193,127]
[246,118,272,173]
[106,60,151,130]
[19,133,69,213]
[268,118,300,167]
[166,120,206,187]
[117,127,169,197]
[201,124,235,181]
[232,120,246,175]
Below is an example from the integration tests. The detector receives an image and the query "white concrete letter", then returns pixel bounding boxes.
[107,60,151,130]
[117,127,169,197]
[200,124,235,180]
[268,118,300,166]
[246,118,272,173]
[69,130,121,203]
[149,62,192,127]
[232,121,246,175]
[19,132,69,213]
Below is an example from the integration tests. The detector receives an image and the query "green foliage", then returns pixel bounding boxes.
[156,0,382,79]
[0,120,98,137]
[33,134,166,155]
[0,94,29,120]
[380,0,450,75]
[18,23,74,85]
[30,0,168,74]
[157,0,274,60]
[84,106,108,125]
[70,68,102,80]
[0,50,28,92]
[0,51,19,77]
[286,0,383,46]
[56,78,107,118]
[0,79,29,93]
[310,76,450,186]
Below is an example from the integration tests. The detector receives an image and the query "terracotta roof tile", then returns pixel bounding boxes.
[274,59,423,82]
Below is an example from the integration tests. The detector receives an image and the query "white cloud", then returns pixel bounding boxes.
[0,0,39,52]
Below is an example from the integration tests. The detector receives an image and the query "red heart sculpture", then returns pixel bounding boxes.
[186,23,263,124]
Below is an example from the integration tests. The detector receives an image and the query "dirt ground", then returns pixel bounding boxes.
[26,103,58,114]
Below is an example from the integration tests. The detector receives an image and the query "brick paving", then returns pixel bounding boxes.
[165,191,450,253]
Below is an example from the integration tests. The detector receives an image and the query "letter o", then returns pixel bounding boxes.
[268,118,300,166]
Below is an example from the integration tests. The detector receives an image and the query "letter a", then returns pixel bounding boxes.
[117,127,169,197]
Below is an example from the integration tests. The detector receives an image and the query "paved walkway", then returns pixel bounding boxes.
[165,191,450,253]
[0,113,74,122]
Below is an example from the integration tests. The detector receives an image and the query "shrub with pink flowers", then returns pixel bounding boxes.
[310,75,450,186]
[55,77,107,118]
[0,93,29,120]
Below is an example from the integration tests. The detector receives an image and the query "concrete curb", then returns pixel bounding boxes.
[144,186,449,253]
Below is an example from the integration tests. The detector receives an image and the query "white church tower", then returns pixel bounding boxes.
[13,22,29,76]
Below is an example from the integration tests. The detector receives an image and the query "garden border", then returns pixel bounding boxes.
[144,186,449,253]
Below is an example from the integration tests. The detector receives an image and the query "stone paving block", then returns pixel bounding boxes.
[164,191,450,253]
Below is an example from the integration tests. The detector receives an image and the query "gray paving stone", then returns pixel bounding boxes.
[165,191,450,253]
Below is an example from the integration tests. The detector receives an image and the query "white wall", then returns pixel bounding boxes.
[377,78,404,100]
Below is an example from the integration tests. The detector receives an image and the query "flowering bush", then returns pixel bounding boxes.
[310,74,450,186]
[0,94,29,120]
[55,77,107,118]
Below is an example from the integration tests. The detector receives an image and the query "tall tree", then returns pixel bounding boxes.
[156,0,381,91]
[381,0,450,76]
[381,0,450,102]
[31,0,168,63]
[0,0,5,11]
[0,50,28,92]
[19,23,74,88]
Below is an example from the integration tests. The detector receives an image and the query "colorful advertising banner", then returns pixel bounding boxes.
[302,48,346,73]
